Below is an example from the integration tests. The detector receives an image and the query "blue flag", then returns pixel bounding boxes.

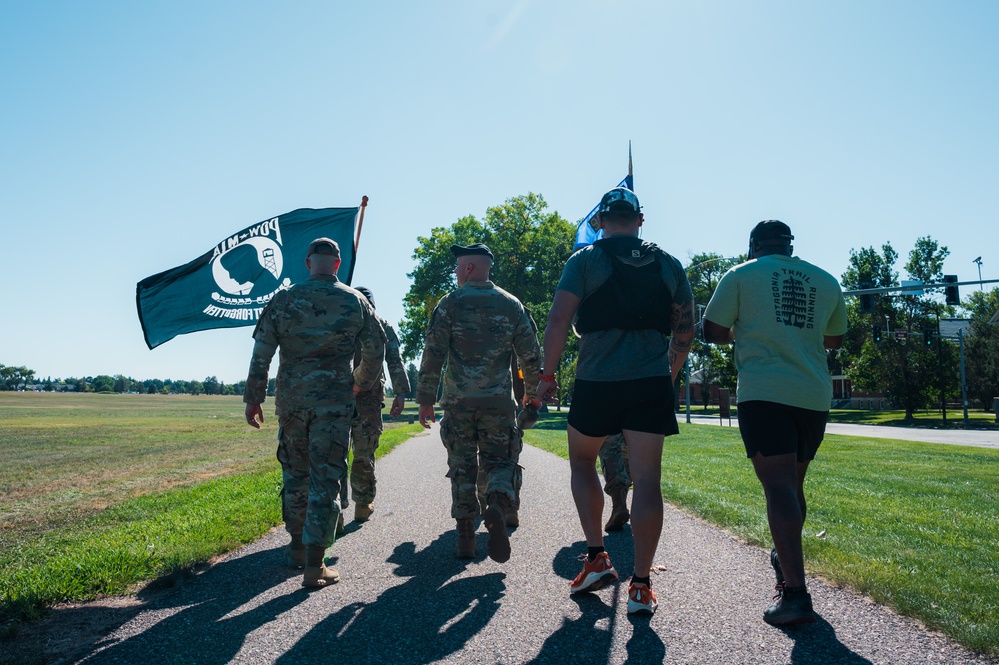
[137,207,358,349]
[573,174,634,251]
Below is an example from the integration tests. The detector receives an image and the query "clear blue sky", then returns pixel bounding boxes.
[2,1,996,384]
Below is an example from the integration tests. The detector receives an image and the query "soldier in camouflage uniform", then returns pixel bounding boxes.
[244,237,385,588]
[339,286,410,523]
[599,433,631,531]
[417,243,542,563]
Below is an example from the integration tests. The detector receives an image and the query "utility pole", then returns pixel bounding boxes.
[973,257,983,290]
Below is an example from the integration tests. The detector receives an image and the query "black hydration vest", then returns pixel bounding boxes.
[574,237,674,335]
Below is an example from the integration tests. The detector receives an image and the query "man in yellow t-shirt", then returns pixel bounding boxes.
[703,220,847,626]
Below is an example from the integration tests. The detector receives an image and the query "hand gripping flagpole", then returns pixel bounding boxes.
[353,195,369,254]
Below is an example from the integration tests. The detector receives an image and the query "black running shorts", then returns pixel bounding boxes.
[737,400,828,461]
[568,376,679,437]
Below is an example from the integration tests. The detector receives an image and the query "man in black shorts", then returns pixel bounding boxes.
[538,187,694,616]
[702,220,847,625]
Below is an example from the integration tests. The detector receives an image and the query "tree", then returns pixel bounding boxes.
[400,192,575,366]
[964,287,999,410]
[840,238,957,419]
[683,253,742,405]
[203,376,220,395]
[188,380,204,396]
[91,374,115,393]
[405,363,419,398]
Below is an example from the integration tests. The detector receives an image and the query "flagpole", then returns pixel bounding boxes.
[353,195,369,254]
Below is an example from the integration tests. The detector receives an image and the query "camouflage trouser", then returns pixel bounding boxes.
[277,405,351,548]
[339,390,384,507]
[477,442,523,516]
[598,432,631,495]
[440,405,521,520]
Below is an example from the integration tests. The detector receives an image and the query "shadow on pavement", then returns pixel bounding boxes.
[782,614,873,664]
[536,540,664,664]
[278,532,504,664]
[70,546,306,664]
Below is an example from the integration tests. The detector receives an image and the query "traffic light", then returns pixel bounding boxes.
[872,324,882,343]
[859,281,874,313]
[923,328,934,346]
[944,275,959,305]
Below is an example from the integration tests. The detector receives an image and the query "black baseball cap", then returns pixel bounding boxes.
[450,243,494,260]
[749,220,794,245]
[597,187,641,214]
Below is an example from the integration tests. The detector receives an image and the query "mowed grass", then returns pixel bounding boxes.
[526,410,999,655]
[0,392,425,624]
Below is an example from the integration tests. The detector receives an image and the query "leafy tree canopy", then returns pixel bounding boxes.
[399,193,575,361]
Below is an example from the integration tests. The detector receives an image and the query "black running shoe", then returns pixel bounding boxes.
[763,583,816,626]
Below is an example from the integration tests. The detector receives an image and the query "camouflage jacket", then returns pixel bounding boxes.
[243,275,386,414]
[416,280,541,411]
[354,314,411,398]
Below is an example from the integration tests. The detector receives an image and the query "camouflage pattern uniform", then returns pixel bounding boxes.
[599,433,631,494]
[244,275,385,548]
[341,315,411,507]
[416,280,541,520]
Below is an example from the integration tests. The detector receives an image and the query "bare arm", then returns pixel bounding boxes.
[669,298,695,381]
[702,319,735,345]
[537,289,581,401]
[824,334,844,349]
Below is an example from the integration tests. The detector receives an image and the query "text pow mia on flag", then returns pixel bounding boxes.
[136,207,359,349]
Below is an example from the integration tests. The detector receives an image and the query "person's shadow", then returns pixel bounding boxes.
[71,546,307,664]
[526,539,666,664]
[277,531,504,664]
[782,614,874,664]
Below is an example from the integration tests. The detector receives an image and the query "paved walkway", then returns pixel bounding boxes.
[682,412,999,448]
[17,428,996,664]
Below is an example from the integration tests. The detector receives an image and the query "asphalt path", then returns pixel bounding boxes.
[683,412,999,448]
[21,427,996,665]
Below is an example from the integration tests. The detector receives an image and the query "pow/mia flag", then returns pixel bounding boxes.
[137,207,358,349]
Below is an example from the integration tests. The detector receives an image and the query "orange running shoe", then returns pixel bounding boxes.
[569,552,619,595]
[627,582,658,615]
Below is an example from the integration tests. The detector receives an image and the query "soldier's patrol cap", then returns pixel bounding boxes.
[355,286,375,309]
[307,237,340,258]
[450,243,494,260]
[597,187,642,214]
[749,220,794,245]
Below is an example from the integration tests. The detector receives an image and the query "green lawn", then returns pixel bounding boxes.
[526,410,999,655]
[0,392,425,626]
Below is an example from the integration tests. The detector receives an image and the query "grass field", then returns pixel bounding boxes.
[2,394,997,655]
[0,392,425,627]
[527,410,999,655]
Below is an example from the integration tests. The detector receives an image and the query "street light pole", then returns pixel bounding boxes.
[973,256,983,290]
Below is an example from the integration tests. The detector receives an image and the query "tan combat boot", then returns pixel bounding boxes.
[354,503,374,522]
[483,493,511,563]
[286,532,306,568]
[604,487,630,532]
[456,518,477,559]
[303,545,340,588]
